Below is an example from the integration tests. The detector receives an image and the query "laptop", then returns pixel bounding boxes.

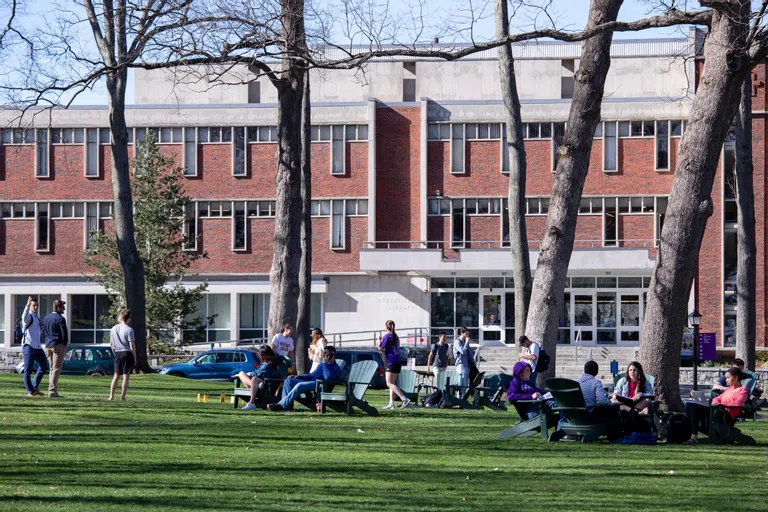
[688,390,710,405]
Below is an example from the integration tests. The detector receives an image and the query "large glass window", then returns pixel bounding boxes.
[656,120,669,170]
[0,295,4,343]
[233,127,246,176]
[240,293,268,341]
[504,293,515,343]
[574,295,594,342]
[14,294,60,341]
[331,125,345,175]
[451,199,465,248]
[451,124,465,173]
[558,293,571,344]
[186,294,231,343]
[724,312,736,347]
[596,293,617,344]
[455,292,479,340]
[331,200,345,249]
[603,121,617,172]
[70,294,112,344]
[620,294,640,342]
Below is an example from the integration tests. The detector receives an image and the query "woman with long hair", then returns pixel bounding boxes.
[308,328,328,373]
[378,320,410,410]
[611,361,653,414]
[684,366,749,444]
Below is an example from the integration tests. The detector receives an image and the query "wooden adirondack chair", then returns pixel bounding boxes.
[320,360,379,416]
[499,399,553,440]
[294,359,347,411]
[396,369,419,404]
[444,371,484,409]
[706,403,757,445]
[474,373,513,411]
[545,378,619,443]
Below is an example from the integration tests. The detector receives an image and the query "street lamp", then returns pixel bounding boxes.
[688,310,702,391]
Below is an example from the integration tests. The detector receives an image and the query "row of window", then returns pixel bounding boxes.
[183,198,369,252]
[430,276,653,290]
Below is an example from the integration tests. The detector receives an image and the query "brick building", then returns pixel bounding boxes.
[0,28,764,353]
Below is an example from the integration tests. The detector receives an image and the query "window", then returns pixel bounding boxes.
[597,293,617,344]
[35,203,50,252]
[500,126,510,173]
[12,295,58,343]
[331,199,345,249]
[35,129,50,178]
[85,202,98,249]
[70,294,112,344]
[183,127,197,177]
[247,126,278,143]
[403,78,416,102]
[248,81,261,103]
[157,127,183,144]
[451,124,465,173]
[465,123,502,140]
[427,198,451,215]
[451,198,465,248]
[331,125,345,175]
[50,202,85,219]
[197,201,232,218]
[232,201,247,251]
[552,122,565,172]
[603,121,617,172]
[233,127,246,176]
[99,202,113,219]
[427,123,451,141]
[85,128,99,177]
[198,127,231,144]
[183,202,198,251]
[99,128,111,144]
[246,200,276,217]
[656,120,669,171]
[2,128,36,145]
[603,198,617,247]
[185,294,231,343]
[561,59,575,99]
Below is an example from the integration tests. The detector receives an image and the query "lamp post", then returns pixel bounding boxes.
[688,310,702,391]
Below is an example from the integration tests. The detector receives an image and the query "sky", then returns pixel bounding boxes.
[19,0,694,106]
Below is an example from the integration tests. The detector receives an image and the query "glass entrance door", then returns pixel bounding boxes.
[480,293,504,343]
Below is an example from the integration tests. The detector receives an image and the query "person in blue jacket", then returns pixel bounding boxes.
[239,345,284,411]
[268,346,342,412]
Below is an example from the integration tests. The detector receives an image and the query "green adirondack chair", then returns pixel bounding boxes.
[499,400,553,440]
[475,373,513,411]
[706,401,756,445]
[444,371,484,409]
[320,360,379,416]
[545,378,619,443]
[294,359,347,411]
[396,369,419,404]
[417,370,460,397]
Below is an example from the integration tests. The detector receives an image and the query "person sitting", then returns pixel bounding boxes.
[268,346,342,412]
[712,358,746,394]
[684,366,749,445]
[237,345,284,411]
[551,361,618,442]
[507,361,556,420]
[611,361,653,415]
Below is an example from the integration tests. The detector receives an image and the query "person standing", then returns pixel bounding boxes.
[108,309,136,401]
[42,299,68,398]
[270,324,295,371]
[378,320,411,410]
[426,331,450,380]
[308,328,328,373]
[452,328,474,390]
[21,297,48,397]
[518,335,541,385]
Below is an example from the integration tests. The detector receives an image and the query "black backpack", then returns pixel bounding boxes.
[421,389,443,407]
[654,412,692,443]
[537,349,551,373]
[14,318,32,345]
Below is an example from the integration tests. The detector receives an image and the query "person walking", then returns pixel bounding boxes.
[378,320,411,410]
[453,328,474,390]
[20,297,48,397]
[42,299,68,398]
[108,309,137,401]
[426,331,450,380]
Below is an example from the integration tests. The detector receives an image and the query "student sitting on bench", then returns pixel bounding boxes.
[237,345,283,411]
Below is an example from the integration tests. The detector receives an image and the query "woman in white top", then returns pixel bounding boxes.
[308,328,328,373]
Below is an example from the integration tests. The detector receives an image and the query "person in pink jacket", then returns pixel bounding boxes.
[684,366,749,445]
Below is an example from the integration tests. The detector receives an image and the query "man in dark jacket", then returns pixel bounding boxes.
[42,300,68,398]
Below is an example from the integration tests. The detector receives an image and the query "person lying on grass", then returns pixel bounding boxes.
[684,366,748,445]
[611,361,653,415]
[507,361,556,420]
[268,346,342,412]
[237,345,283,411]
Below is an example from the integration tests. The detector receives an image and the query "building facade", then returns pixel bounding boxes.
[0,28,765,351]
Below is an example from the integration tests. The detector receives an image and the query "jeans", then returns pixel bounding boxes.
[519,399,557,421]
[278,378,317,409]
[685,401,710,434]
[22,345,49,394]
[456,364,469,392]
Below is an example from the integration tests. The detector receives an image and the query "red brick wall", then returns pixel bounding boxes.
[697,154,723,343]
[312,141,368,197]
[619,215,654,248]
[466,216,500,249]
[376,106,420,245]
[0,219,88,274]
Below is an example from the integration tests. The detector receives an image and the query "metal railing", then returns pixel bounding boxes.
[363,239,657,250]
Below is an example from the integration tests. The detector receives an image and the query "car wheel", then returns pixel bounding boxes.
[88,370,106,377]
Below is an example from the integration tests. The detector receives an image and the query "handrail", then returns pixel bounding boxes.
[363,239,657,249]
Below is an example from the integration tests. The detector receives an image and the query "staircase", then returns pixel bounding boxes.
[475,344,640,382]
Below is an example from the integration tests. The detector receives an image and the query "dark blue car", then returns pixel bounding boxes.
[158,349,260,380]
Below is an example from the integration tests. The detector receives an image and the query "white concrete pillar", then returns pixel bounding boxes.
[367,98,377,246]
[231,292,240,341]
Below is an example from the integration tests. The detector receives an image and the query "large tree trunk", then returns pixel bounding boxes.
[106,72,150,372]
[295,68,312,374]
[639,0,751,410]
[525,0,623,388]
[734,74,757,371]
[495,0,532,343]
[267,0,306,340]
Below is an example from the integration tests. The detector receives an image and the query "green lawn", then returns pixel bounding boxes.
[0,374,765,511]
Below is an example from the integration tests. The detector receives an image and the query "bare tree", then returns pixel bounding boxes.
[640,0,754,410]
[524,0,623,387]
[295,67,312,374]
[495,0,532,343]
[734,73,757,371]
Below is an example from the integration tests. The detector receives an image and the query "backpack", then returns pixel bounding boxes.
[654,412,692,443]
[421,389,443,408]
[537,349,551,373]
[617,432,658,445]
[14,317,32,345]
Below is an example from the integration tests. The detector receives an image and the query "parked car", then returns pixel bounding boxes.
[158,349,261,380]
[334,347,409,390]
[16,344,115,376]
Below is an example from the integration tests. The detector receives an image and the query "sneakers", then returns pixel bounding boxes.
[48,392,64,398]
[399,398,411,410]
[267,403,284,412]
[382,402,395,410]
[242,402,257,411]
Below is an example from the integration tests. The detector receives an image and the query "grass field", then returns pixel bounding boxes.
[1,373,766,511]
